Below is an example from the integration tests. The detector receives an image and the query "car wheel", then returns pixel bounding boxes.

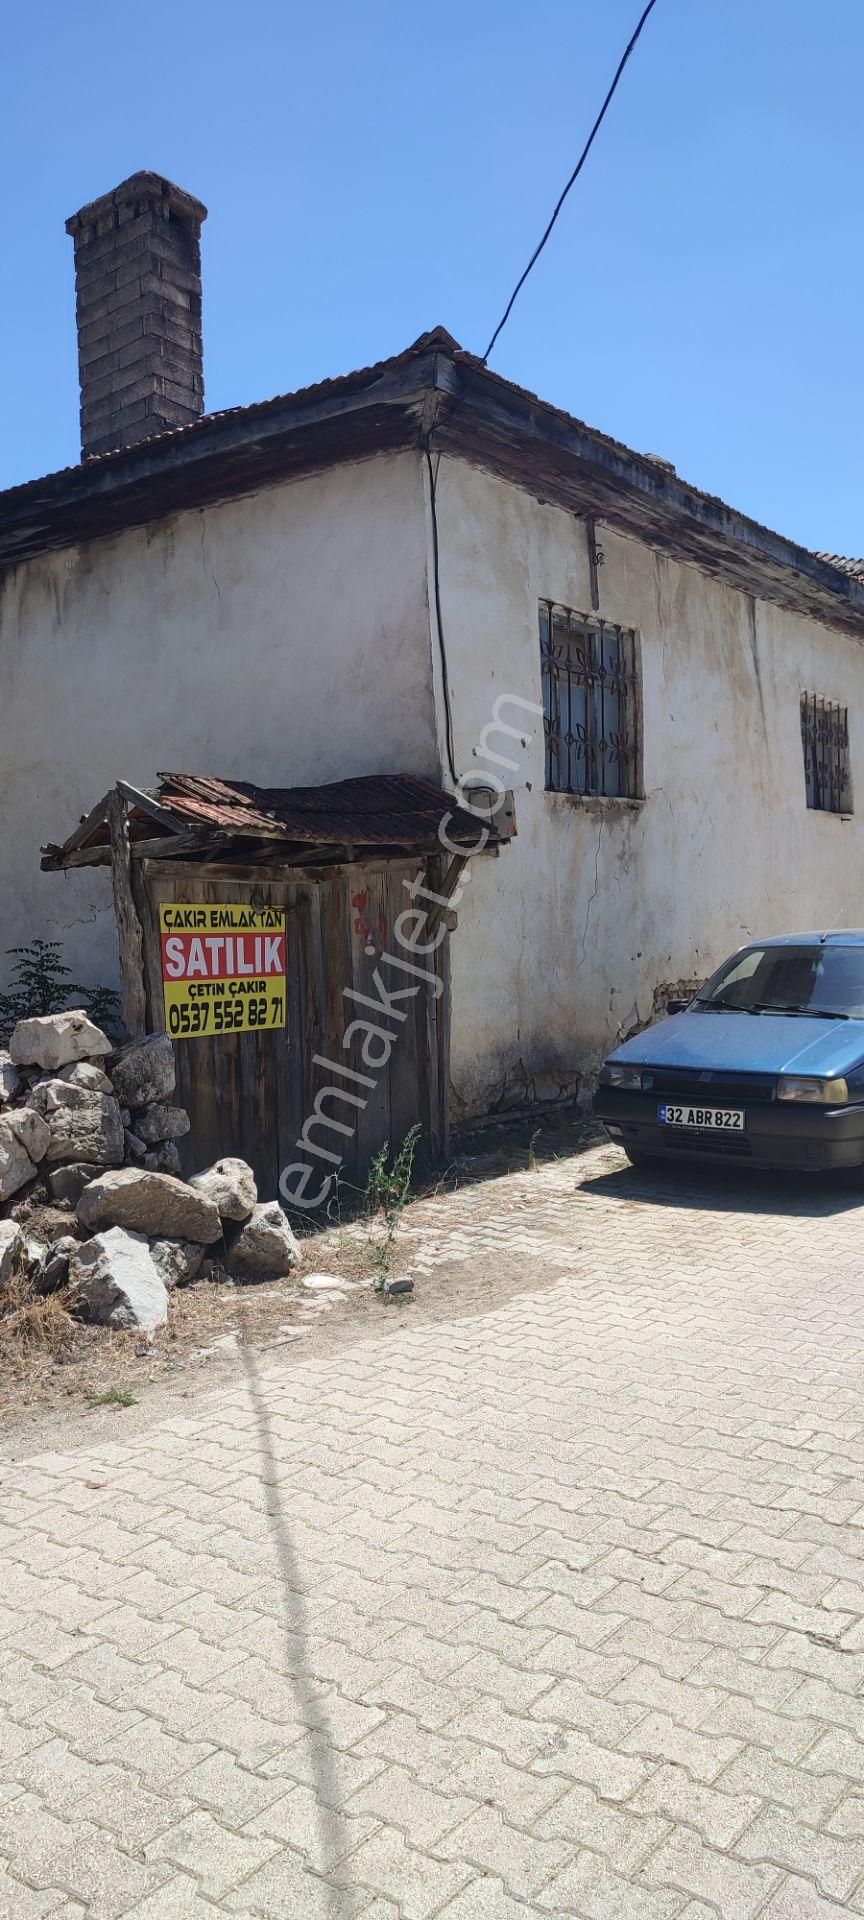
[623,1147,660,1170]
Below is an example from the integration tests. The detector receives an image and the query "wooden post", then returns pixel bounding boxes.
[107,787,147,1041]
[425,853,469,939]
[585,515,602,613]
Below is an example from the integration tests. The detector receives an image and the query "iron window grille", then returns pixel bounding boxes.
[800,692,851,814]
[540,602,639,798]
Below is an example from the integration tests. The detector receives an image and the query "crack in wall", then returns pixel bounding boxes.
[199,515,224,623]
[576,815,604,969]
[54,903,113,933]
[746,593,767,737]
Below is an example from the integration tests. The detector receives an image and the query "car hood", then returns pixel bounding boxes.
[610,1009,864,1078]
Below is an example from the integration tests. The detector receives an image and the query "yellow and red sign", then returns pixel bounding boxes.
[159,903,287,1040]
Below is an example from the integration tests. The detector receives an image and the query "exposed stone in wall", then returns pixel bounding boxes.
[614,978,705,1050]
[450,1058,581,1128]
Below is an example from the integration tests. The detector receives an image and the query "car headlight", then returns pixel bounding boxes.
[777,1075,849,1104]
[603,1064,644,1090]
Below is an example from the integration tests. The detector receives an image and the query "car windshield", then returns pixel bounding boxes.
[696,944,864,1019]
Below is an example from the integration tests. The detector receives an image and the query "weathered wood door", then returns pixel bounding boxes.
[135,857,449,1204]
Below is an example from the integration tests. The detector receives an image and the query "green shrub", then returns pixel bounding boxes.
[0,940,122,1044]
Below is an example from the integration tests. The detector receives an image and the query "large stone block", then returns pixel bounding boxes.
[0,1053,21,1104]
[3,1107,50,1163]
[111,1032,175,1109]
[70,1227,169,1330]
[9,1010,112,1071]
[143,1143,182,1175]
[62,1062,113,1094]
[225,1202,301,1281]
[0,1119,37,1202]
[0,1219,26,1288]
[188,1157,257,1222]
[148,1239,206,1289]
[77,1167,222,1243]
[42,1087,125,1168]
[136,1104,190,1144]
[46,1163,94,1206]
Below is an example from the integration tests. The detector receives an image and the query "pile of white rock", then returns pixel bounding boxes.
[0,1011,300,1330]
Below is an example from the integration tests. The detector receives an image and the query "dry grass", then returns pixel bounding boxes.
[0,1214,387,1431]
[0,1268,78,1356]
[0,1110,597,1437]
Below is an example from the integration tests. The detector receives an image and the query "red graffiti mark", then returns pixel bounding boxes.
[351,891,388,952]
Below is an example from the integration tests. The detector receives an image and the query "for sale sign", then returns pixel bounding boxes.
[159,902,287,1039]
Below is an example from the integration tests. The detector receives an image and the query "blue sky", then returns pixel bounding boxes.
[2,0,862,556]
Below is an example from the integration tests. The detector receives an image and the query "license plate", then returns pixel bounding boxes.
[658,1104,745,1132]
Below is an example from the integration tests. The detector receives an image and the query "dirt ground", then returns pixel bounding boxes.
[0,1111,597,1463]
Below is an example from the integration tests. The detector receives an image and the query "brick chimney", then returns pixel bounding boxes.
[66,173,207,459]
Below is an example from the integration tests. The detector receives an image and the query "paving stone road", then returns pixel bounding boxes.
[5,1141,864,1916]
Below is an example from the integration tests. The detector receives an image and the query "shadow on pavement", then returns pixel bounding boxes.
[240,1343,354,1916]
[581,1157,864,1218]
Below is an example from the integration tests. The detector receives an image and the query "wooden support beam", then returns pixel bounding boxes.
[47,830,241,870]
[45,844,112,869]
[115,780,188,836]
[107,788,147,1041]
[130,831,236,863]
[585,515,601,612]
[40,790,113,868]
[64,789,114,851]
[426,853,469,938]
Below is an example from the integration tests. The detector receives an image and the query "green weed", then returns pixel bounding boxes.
[364,1124,422,1291]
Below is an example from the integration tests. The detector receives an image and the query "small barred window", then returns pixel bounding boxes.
[800,692,851,814]
[539,602,639,799]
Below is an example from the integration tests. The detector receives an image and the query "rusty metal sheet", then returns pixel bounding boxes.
[44,771,489,870]
[156,771,485,847]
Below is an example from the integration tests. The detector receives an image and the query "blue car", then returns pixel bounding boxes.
[594,933,864,1173]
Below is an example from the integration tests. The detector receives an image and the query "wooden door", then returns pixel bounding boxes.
[136,857,449,1204]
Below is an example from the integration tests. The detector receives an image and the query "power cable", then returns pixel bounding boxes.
[424,445,459,789]
[481,0,661,364]
[429,1,661,787]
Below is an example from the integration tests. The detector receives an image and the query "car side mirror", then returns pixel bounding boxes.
[666,997,690,1015]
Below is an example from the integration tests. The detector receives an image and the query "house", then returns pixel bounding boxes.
[3,171,864,1137]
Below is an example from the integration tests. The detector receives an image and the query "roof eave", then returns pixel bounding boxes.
[3,335,864,639]
[433,354,864,641]
[0,347,440,570]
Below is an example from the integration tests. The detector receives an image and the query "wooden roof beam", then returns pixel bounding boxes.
[41,787,113,867]
[116,780,191,836]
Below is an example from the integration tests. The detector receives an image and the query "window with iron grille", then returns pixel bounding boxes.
[800,692,851,814]
[539,602,640,798]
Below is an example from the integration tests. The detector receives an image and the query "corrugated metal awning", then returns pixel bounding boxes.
[41,770,504,871]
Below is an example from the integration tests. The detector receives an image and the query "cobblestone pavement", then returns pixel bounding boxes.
[5,1141,864,1916]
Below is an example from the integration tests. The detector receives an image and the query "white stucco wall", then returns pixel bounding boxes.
[0,450,436,992]
[6,437,862,1126]
[427,457,864,1120]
